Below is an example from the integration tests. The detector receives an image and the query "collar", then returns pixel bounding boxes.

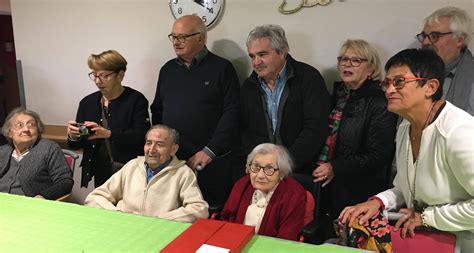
[175,46,209,68]
[144,158,172,175]
[445,46,465,75]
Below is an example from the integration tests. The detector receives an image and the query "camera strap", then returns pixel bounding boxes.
[101,99,116,164]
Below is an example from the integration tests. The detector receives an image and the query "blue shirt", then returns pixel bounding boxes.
[259,62,288,132]
[144,159,171,184]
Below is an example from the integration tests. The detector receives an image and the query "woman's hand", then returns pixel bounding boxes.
[393,208,423,238]
[312,162,334,187]
[84,121,111,140]
[339,199,381,227]
[67,120,80,140]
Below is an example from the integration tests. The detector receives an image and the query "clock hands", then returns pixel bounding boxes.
[193,0,205,8]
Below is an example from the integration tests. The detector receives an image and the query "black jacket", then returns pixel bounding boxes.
[68,87,150,187]
[240,55,330,174]
[326,80,397,217]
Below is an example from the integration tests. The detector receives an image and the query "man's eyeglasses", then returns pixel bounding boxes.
[416,31,453,43]
[12,121,37,130]
[337,56,368,67]
[379,76,428,91]
[248,163,279,176]
[168,32,201,43]
[88,71,117,81]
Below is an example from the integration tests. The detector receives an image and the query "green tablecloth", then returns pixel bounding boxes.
[0,193,361,253]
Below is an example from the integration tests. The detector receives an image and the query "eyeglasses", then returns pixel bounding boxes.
[12,121,37,130]
[88,71,117,81]
[248,163,279,176]
[379,76,428,91]
[337,56,368,67]
[167,32,200,43]
[416,31,453,43]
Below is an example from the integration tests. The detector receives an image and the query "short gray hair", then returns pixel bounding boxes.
[339,39,382,80]
[246,24,289,54]
[425,6,472,46]
[246,143,293,179]
[2,107,44,143]
[146,124,179,145]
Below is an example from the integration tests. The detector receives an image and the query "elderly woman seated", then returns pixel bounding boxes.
[0,108,73,200]
[220,143,306,241]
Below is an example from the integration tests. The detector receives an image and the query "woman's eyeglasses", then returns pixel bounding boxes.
[379,76,428,91]
[248,163,279,176]
[337,56,368,67]
[12,121,37,130]
[88,71,117,81]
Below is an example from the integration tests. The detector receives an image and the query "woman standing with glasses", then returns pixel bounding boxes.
[312,39,398,239]
[67,50,150,188]
[0,108,73,199]
[220,143,306,241]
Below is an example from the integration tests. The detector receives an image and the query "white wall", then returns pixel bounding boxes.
[10,0,474,125]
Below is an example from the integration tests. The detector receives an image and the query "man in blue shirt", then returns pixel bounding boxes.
[240,24,330,176]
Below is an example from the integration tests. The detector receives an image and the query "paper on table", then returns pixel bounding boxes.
[196,244,230,253]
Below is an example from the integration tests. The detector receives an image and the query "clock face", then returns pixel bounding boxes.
[169,0,224,28]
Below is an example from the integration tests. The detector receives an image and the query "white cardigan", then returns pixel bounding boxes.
[377,102,474,253]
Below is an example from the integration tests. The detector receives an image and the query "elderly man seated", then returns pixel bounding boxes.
[85,125,208,222]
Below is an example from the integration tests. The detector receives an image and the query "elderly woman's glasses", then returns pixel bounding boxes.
[249,163,279,176]
[337,56,367,67]
[416,31,453,43]
[12,121,37,130]
[167,32,200,43]
[88,71,117,81]
[379,76,428,91]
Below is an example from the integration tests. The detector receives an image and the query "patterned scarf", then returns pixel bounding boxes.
[317,85,349,164]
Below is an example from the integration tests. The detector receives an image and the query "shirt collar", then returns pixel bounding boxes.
[175,46,209,68]
[144,158,172,176]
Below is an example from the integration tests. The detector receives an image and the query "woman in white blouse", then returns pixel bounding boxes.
[339,48,474,253]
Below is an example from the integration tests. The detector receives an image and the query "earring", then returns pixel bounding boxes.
[367,74,372,80]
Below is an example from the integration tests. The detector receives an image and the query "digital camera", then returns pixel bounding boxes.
[77,123,95,137]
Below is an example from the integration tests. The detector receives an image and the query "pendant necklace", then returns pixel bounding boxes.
[407,100,437,212]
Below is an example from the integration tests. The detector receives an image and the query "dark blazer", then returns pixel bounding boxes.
[68,86,150,187]
[326,80,397,217]
[240,55,330,175]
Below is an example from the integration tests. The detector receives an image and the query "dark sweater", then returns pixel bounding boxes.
[240,55,330,174]
[150,51,240,159]
[68,86,150,187]
[0,138,73,199]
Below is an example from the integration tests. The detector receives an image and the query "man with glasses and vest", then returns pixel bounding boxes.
[150,15,240,207]
[416,6,474,115]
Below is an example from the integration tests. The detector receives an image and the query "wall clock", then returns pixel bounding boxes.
[169,0,225,29]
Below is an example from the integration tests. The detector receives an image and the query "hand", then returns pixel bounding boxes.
[312,162,334,187]
[67,120,80,140]
[393,208,423,238]
[339,200,381,228]
[84,121,111,140]
[34,195,45,199]
[187,151,212,171]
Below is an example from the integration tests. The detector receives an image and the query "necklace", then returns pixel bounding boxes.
[252,190,272,208]
[406,100,438,211]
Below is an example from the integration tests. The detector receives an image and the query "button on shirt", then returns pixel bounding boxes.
[259,62,288,132]
[144,159,171,183]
